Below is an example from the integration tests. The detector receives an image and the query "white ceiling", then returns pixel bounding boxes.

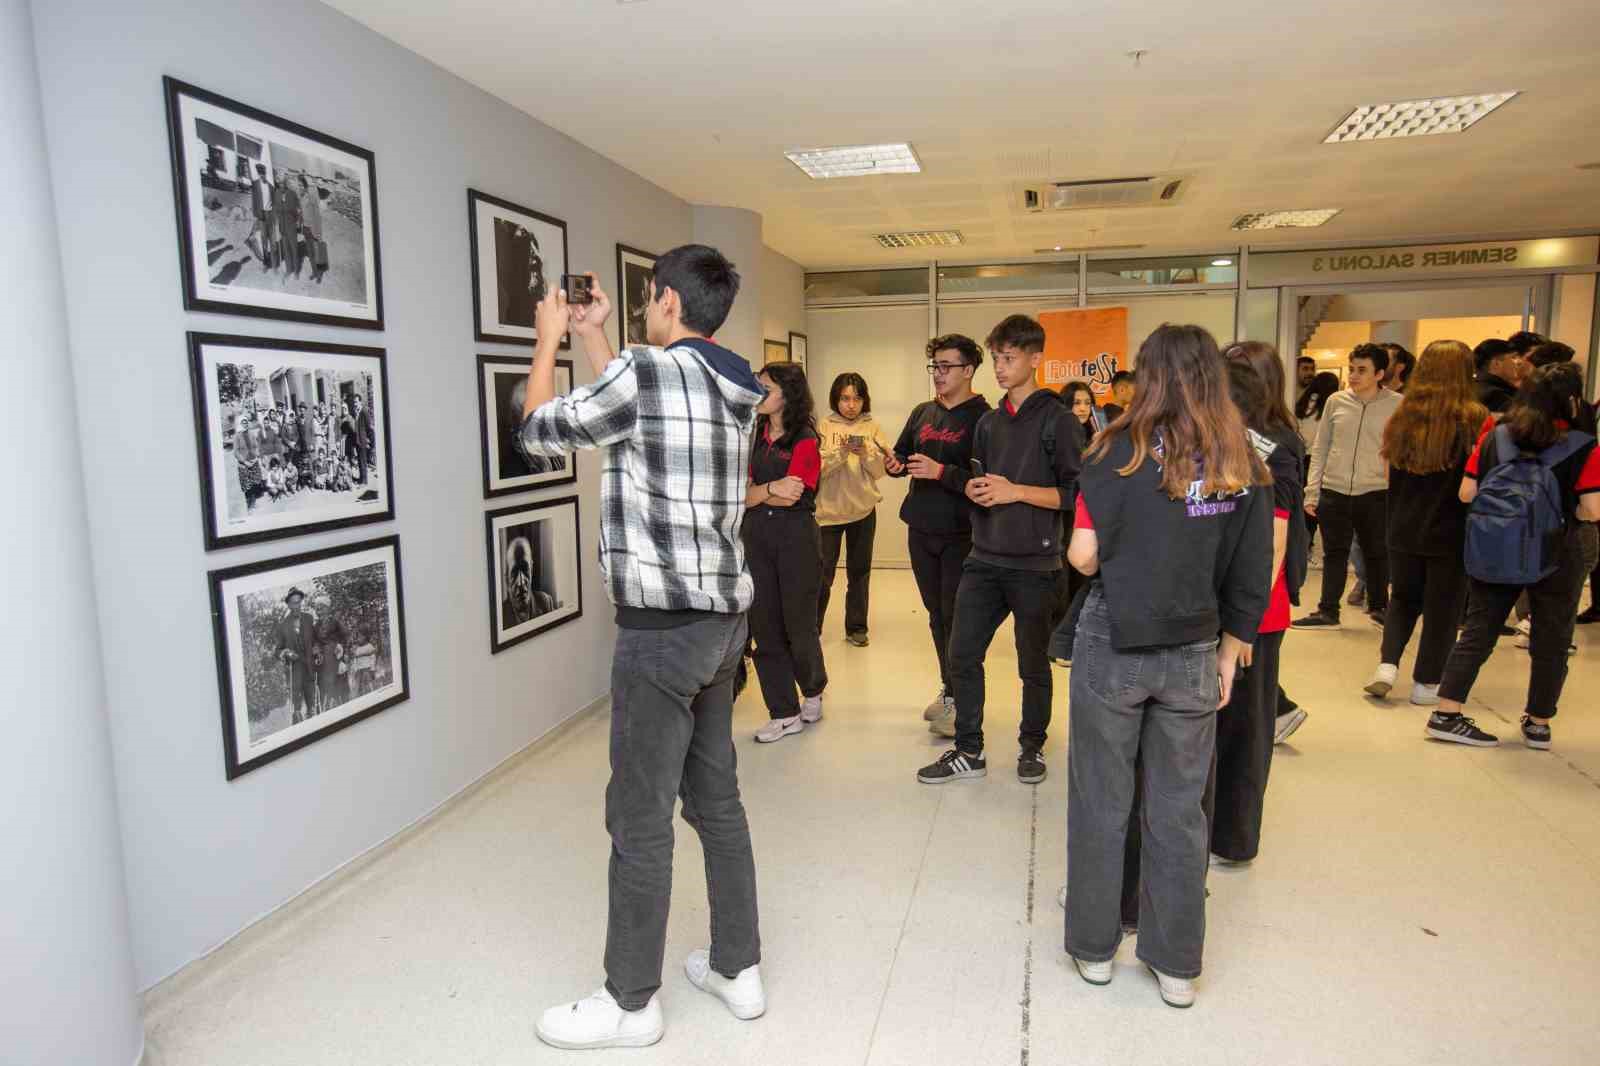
[326,0,1600,269]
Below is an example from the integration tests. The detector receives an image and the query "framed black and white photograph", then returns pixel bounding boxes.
[469,189,569,347]
[763,338,791,366]
[485,496,583,654]
[164,77,383,329]
[209,535,408,780]
[616,244,658,348]
[188,332,395,550]
[476,354,576,498]
[788,331,809,369]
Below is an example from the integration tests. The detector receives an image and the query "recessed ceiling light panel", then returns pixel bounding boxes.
[1324,92,1517,143]
[1211,258,1234,266]
[786,143,921,179]
[874,230,963,249]
[1231,209,1341,231]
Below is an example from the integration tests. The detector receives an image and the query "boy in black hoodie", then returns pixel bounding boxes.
[917,315,1083,786]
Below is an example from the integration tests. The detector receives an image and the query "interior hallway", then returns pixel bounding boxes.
[143,571,1600,1066]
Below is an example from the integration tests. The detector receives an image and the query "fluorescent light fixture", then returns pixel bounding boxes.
[874,230,963,249]
[1324,92,1517,143]
[1231,209,1341,231]
[1211,258,1234,266]
[786,143,921,179]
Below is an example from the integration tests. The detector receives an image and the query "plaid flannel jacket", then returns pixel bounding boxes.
[518,341,763,614]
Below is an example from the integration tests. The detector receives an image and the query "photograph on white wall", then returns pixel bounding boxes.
[763,338,791,365]
[164,77,383,329]
[476,354,576,498]
[788,331,808,369]
[188,333,394,549]
[469,188,569,346]
[485,496,583,654]
[209,535,408,780]
[616,244,658,347]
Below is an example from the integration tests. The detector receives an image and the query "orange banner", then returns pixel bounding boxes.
[1035,307,1128,404]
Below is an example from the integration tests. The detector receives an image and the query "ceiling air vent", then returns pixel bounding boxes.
[1019,176,1185,212]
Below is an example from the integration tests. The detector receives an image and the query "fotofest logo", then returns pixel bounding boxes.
[1042,351,1120,395]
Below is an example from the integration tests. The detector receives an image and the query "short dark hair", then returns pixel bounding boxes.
[651,244,740,338]
[1474,337,1516,372]
[1528,341,1576,368]
[829,372,871,415]
[926,333,983,367]
[1507,330,1546,355]
[1110,370,1136,387]
[985,314,1046,354]
[1349,343,1390,374]
[1297,356,1316,368]
[1385,345,1415,383]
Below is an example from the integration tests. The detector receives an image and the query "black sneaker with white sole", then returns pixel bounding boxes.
[917,748,987,784]
[1425,712,1498,747]
[1291,610,1341,631]
[1017,747,1046,784]
[1520,715,1552,750]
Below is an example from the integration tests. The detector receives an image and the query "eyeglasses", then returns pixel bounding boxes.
[926,361,968,375]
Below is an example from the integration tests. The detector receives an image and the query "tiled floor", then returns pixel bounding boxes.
[144,571,1600,1066]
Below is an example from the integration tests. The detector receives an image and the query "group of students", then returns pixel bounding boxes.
[508,246,1595,1049]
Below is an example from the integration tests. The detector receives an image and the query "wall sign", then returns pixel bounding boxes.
[1036,306,1129,401]
[1249,236,1598,286]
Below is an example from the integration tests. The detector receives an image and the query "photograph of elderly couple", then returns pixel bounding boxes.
[210,536,408,780]
[166,77,383,328]
[189,333,394,550]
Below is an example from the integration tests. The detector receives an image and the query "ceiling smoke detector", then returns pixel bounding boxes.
[1324,92,1518,143]
[875,230,963,249]
[785,143,921,179]
[1231,209,1341,230]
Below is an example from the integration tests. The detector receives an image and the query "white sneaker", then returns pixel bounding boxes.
[922,688,949,721]
[1273,707,1308,744]
[1073,956,1113,986]
[684,949,766,1020]
[1364,663,1398,699]
[755,715,804,743]
[1516,618,1532,637]
[928,706,956,737]
[1409,682,1440,706]
[1148,966,1196,1008]
[536,988,664,1049]
[799,693,823,723]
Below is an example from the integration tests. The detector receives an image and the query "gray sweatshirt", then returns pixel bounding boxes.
[1305,388,1402,506]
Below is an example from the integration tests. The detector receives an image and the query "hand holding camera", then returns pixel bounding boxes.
[562,272,612,333]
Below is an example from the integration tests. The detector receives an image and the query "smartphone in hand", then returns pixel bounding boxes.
[969,458,986,478]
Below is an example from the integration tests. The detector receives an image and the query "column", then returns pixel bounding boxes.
[0,1,144,1063]
[691,205,766,365]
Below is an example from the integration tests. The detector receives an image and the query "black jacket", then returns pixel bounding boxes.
[1476,372,1516,415]
[1257,427,1308,606]
[888,394,991,535]
[1079,432,1272,650]
[969,390,1084,571]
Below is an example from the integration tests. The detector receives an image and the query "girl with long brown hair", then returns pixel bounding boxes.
[1061,324,1272,1008]
[1362,341,1490,705]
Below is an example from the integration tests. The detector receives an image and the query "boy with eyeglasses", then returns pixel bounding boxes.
[915,315,1083,785]
[886,335,991,732]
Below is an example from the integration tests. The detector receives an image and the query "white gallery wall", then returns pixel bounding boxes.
[27,0,795,991]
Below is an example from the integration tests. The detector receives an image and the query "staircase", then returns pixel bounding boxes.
[1297,294,1334,354]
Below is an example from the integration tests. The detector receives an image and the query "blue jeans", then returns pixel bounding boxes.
[1064,588,1218,978]
[603,614,761,1009]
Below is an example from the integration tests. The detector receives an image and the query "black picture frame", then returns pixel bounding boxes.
[209,534,409,780]
[187,331,397,550]
[615,243,658,348]
[468,188,570,347]
[476,353,578,498]
[485,496,585,654]
[164,76,385,330]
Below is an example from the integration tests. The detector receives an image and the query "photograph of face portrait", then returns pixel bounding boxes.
[485,497,583,654]
[476,354,576,498]
[616,244,658,348]
[468,189,568,346]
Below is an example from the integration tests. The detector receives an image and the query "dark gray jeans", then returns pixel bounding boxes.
[1064,589,1218,979]
[603,613,761,1010]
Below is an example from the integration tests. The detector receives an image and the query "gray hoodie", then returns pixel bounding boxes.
[1305,387,1402,507]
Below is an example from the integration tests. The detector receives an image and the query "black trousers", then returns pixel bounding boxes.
[1438,525,1593,718]
[743,509,828,718]
[948,559,1056,755]
[818,511,876,638]
[908,528,971,692]
[1380,549,1467,685]
[1208,630,1284,862]
[1316,490,1389,616]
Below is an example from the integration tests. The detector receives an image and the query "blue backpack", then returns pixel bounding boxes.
[1464,425,1592,585]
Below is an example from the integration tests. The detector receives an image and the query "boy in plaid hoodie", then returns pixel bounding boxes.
[518,245,770,1050]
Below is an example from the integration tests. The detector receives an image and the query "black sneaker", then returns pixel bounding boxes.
[1018,747,1047,784]
[1291,610,1342,631]
[1425,712,1499,747]
[1367,608,1387,629]
[1576,607,1600,625]
[1346,581,1366,607]
[917,748,987,784]
[1520,715,1552,751]
[846,631,870,647]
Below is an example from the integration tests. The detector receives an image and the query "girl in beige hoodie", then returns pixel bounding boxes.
[817,372,894,645]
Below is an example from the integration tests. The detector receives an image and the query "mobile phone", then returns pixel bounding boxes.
[847,434,864,446]
[561,274,594,304]
[969,458,986,477]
